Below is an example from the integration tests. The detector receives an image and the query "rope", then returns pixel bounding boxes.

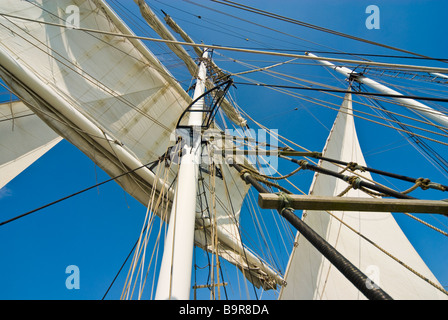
[401,178,426,194]
[240,163,303,180]
[234,81,448,103]
[238,167,294,194]
[402,212,448,237]
[339,162,366,174]
[324,209,448,297]
[218,52,448,136]
[337,184,353,198]
[211,0,445,63]
[2,12,448,73]
[332,174,448,294]
[0,160,159,227]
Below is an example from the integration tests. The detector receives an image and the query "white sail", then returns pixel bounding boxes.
[0,0,188,206]
[133,0,247,127]
[0,100,61,189]
[0,0,281,290]
[279,92,447,300]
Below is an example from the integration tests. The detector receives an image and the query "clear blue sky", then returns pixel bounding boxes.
[0,0,447,300]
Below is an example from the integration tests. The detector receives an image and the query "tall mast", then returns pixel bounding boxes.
[155,49,210,300]
[307,52,448,129]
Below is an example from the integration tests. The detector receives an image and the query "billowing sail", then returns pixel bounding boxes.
[0,100,61,189]
[279,93,447,299]
[0,0,188,206]
[0,0,281,289]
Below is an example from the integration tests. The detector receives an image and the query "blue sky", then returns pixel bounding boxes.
[0,0,447,300]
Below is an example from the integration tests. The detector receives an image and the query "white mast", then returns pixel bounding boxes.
[155,49,210,300]
[306,52,448,129]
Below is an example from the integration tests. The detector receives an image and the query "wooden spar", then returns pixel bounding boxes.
[258,194,448,214]
[229,159,393,300]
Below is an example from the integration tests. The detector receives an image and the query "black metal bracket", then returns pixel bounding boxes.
[175,78,233,134]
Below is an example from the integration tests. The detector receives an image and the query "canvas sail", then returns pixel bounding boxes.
[279,92,447,299]
[0,0,281,289]
[133,0,247,127]
[0,100,61,189]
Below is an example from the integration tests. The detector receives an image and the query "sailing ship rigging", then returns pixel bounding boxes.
[0,0,447,300]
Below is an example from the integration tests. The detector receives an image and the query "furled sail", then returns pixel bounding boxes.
[0,100,61,189]
[279,92,447,299]
[133,0,247,127]
[0,0,281,289]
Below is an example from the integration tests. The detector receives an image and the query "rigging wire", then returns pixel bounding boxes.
[236,154,448,295]
[233,81,448,103]
[217,162,260,298]
[180,0,377,60]
[210,0,447,63]
[199,163,261,299]
[232,78,448,147]
[121,152,178,300]
[102,236,139,300]
[153,0,281,51]
[212,50,448,145]
[0,160,159,228]
[240,80,448,147]
[1,0,444,300]
[196,165,214,298]
[218,51,448,134]
[196,165,231,300]
[0,18,173,134]
[105,164,177,300]
[314,154,448,192]
[230,84,448,295]
[220,136,292,293]
[222,48,448,62]
[356,85,448,176]
[237,101,448,200]
[362,68,448,87]
[2,12,447,74]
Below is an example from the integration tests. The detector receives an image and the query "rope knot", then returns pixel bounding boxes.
[277,192,294,215]
[298,160,308,168]
[420,178,431,190]
[347,161,365,172]
[239,169,251,183]
[348,176,362,189]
